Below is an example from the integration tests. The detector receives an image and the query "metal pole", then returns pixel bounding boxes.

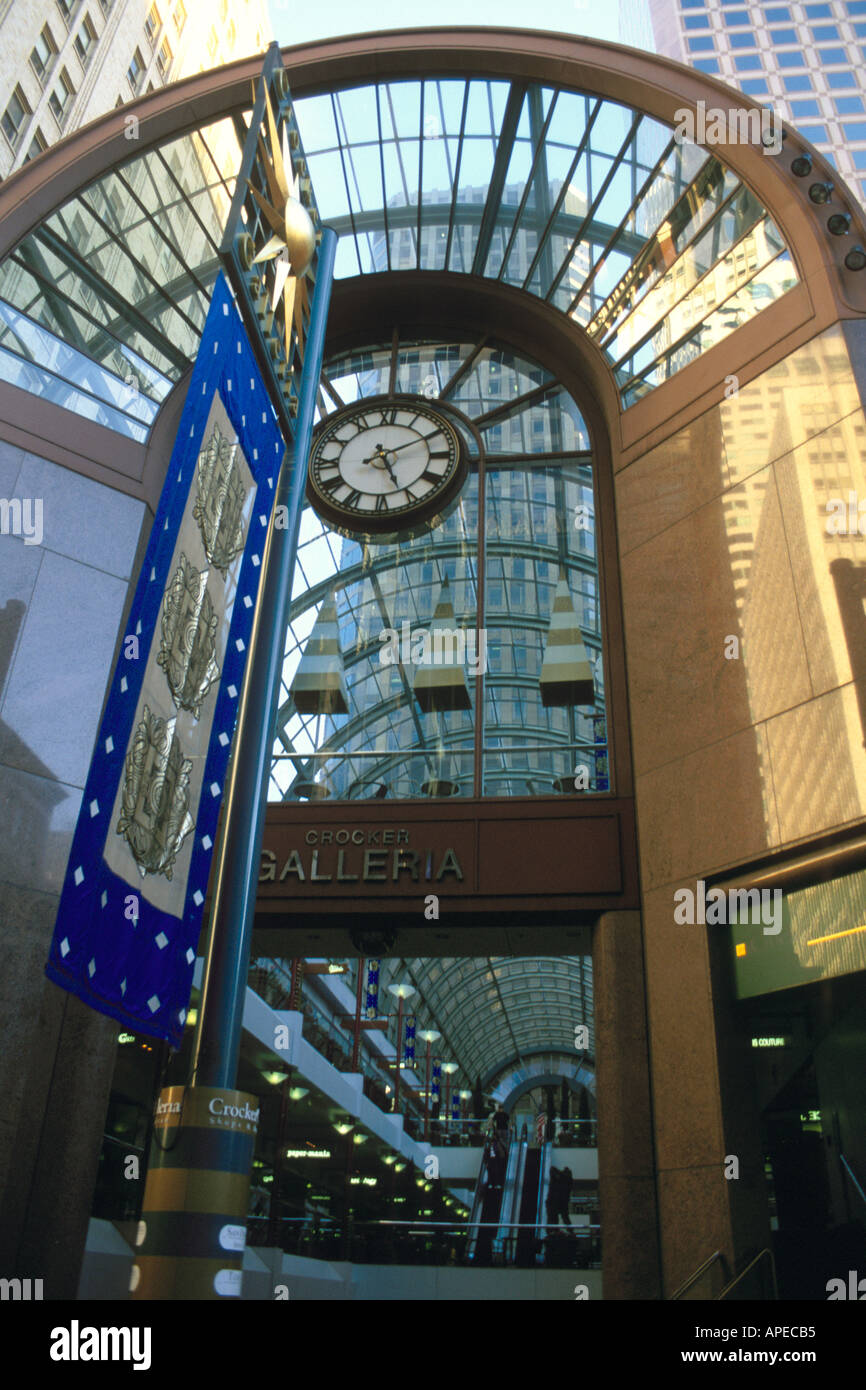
[394,995,404,1113]
[351,957,365,1073]
[191,228,337,1090]
[424,1041,432,1143]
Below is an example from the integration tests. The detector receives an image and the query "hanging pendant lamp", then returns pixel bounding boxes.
[413,576,472,713]
[289,594,349,714]
[539,576,595,708]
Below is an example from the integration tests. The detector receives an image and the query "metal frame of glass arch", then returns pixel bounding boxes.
[1,27,865,1302]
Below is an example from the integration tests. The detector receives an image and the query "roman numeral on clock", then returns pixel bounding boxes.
[320,475,344,495]
[375,494,391,512]
[344,489,363,509]
[375,407,397,426]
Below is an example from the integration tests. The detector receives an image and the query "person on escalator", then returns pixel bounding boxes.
[492,1104,508,1145]
[547,1165,573,1229]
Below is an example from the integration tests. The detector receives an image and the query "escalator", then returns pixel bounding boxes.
[467,1137,512,1265]
[515,1146,541,1266]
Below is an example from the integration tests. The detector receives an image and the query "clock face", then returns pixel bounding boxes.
[307,397,467,540]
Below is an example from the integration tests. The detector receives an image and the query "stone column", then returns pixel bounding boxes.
[593,908,661,1298]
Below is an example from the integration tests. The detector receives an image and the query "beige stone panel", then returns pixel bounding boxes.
[765,683,866,843]
[719,323,861,491]
[596,1175,661,1299]
[643,886,724,1171]
[621,489,809,775]
[736,467,814,725]
[657,1166,733,1298]
[635,723,777,892]
[774,411,866,698]
[615,408,726,556]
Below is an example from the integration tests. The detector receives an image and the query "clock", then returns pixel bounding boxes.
[306,396,468,540]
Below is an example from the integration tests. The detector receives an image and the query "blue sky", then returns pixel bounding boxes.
[266,0,637,49]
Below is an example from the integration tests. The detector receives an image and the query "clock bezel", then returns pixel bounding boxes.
[305,393,470,542]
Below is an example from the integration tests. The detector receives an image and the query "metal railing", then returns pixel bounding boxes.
[246,1215,601,1268]
[841,1153,866,1213]
[717,1248,778,1301]
[669,1250,728,1300]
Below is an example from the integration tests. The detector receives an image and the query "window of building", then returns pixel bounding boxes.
[784,75,813,91]
[828,71,857,89]
[156,36,172,75]
[763,6,792,17]
[173,1,187,33]
[854,149,866,169]
[74,14,97,69]
[127,47,144,93]
[848,0,866,13]
[144,4,161,45]
[799,123,829,142]
[219,0,228,19]
[100,0,114,12]
[56,0,79,24]
[729,33,757,47]
[741,78,770,94]
[803,3,832,15]
[777,51,806,67]
[811,24,839,40]
[734,54,763,70]
[48,68,75,125]
[855,23,866,38]
[1,86,30,150]
[681,0,707,8]
[818,47,848,64]
[24,128,47,161]
[769,27,798,43]
[835,96,865,114]
[822,150,837,168]
[694,58,720,73]
[30,26,58,83]
[226,20,236,47]
[688,35,715,51]
[684,14,711,28]
[792,99,822,117]
[843,120,866,140]
[207,26,218,60]
[723,9,750,23]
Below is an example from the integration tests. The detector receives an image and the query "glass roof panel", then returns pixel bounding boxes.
[0,74,798,438]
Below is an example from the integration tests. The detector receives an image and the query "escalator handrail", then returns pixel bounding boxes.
[535,1140,554,1239]
[496,1137,525,1259]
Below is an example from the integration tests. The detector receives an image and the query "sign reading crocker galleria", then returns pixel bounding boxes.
[259,826,464,886]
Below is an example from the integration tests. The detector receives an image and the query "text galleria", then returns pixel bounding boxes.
[260,845,464,884]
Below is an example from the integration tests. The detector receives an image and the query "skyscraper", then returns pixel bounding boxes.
[649,0,866,209]
[0,0,271,179]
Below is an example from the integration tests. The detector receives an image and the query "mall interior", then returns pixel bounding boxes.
[1,27,866,1301]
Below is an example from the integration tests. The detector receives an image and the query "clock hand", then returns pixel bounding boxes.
[362,437,429,466]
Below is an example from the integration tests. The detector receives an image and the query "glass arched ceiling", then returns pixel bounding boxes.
[0,73,797,438]
[271,333,603,803]
[373,955,594,1091]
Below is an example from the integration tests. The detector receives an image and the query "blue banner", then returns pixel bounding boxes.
[45,274,285,1046]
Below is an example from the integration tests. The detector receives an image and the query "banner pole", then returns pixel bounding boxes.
[191,226,337,1091]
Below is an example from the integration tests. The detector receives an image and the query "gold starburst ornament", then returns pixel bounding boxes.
[247,84,316,363]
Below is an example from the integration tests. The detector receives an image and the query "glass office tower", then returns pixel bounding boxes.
[650,0,866,209]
